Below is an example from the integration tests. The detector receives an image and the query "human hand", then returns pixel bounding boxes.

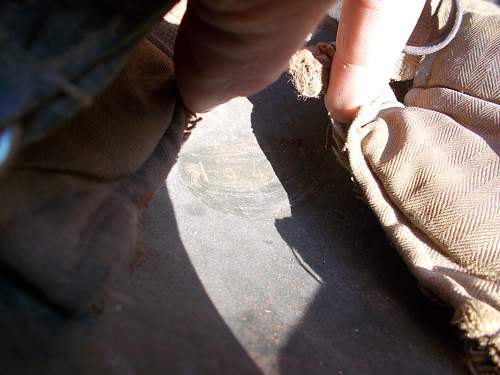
[174,0,425,120]
[174,0,334,113]
[325,0,425,122]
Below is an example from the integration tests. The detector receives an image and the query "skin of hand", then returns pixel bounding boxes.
[174,0,426,122]
[326,0,426,122]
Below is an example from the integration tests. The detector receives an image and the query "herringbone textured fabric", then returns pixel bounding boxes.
[428,12,500,102]
[362,107,500,279]
[340,7,500,367]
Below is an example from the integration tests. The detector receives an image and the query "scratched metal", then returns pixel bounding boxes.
[0,77,468,375]
[178,142,288,219]
[178,100,289,220]
[0,18,469,375]
[159,75,467,374]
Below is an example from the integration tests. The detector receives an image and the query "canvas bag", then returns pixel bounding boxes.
[327,3,500,369]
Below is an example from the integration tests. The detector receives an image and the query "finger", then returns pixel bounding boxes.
[175,0,335,113]
[325,0,425,122]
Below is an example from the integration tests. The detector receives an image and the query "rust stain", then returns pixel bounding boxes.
[137,191,155,209]
[128,242,159,274]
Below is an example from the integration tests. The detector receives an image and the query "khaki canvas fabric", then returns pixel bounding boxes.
[336,7,500,367]
[0,35,185,312]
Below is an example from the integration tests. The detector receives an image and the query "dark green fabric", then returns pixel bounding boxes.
[0,0,176,145]
[0,37,185,312]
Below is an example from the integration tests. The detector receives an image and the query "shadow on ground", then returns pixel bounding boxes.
[0,187,262,375]
[248,66,466,375]
[0,16,469,375]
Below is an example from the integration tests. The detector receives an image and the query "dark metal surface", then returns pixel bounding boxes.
[0,15,469,375]
[0,74,467,374]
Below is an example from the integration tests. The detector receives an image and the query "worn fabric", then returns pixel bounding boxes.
[0,31,185,312]
[0,0,175,146]
[336,7,500,368]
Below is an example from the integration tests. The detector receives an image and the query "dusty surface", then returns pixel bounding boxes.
[0,71,468,375]
[0,17,470,375]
